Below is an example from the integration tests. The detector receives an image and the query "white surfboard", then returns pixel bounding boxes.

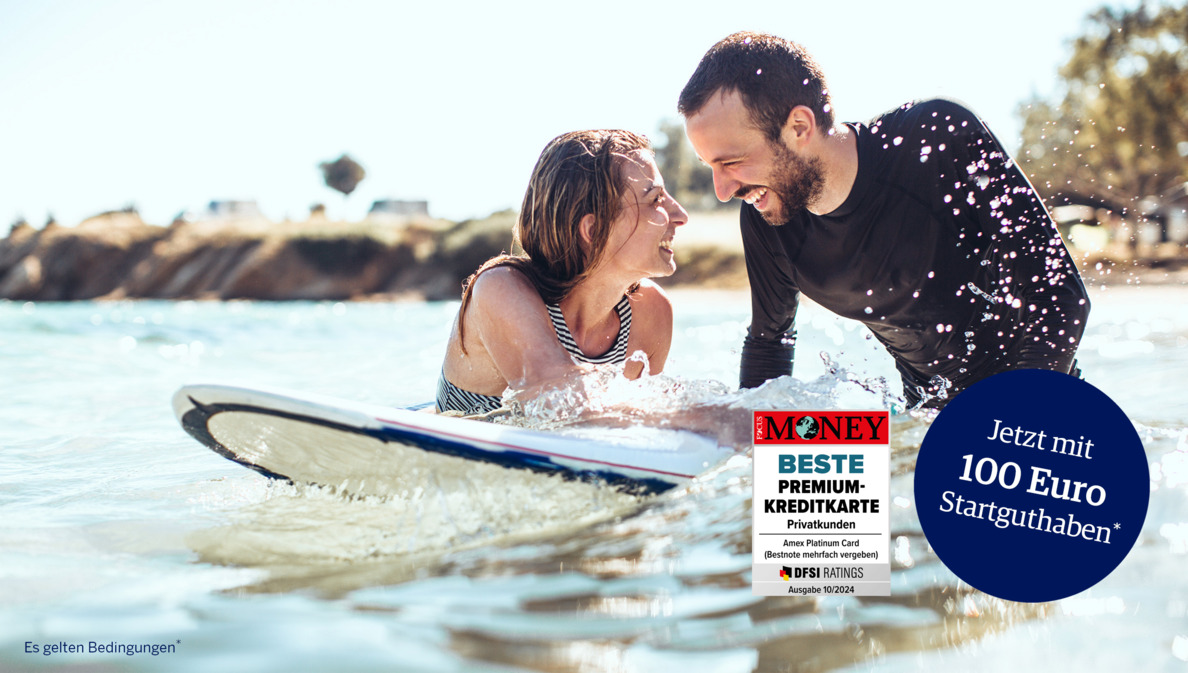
[173,384,733,497]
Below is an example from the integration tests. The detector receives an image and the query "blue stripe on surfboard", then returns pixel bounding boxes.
[369,420,680,494]
[180,397,677,495]
[375,414,696,480]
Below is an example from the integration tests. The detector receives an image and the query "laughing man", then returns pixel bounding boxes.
[679,31,1090,408]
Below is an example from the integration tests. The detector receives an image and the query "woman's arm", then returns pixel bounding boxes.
[625,279,674,377]
[462,266,580,391]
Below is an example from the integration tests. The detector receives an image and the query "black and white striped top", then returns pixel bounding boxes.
[545,295,632,364]
[436,295,634,416]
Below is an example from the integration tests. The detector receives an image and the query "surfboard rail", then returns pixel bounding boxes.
[173,384,733,496]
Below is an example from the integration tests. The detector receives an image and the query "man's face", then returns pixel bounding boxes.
[685,90,824,225]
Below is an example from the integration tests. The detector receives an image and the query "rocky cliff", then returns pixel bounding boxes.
[0,211,747,302]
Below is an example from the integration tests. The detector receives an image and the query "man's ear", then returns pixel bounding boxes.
[780,105,817,149]
[578,213,597,249]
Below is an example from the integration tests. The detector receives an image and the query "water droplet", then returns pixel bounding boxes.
[864,306,873,314]
[892,136,903,146]
[755,68,763,75]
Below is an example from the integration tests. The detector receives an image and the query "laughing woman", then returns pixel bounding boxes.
[436,129,688,415]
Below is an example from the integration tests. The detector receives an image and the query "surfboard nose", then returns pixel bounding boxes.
[171,386,198,422]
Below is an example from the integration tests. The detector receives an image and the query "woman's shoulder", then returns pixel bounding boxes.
[469,264,538,302]
[628,279,673,323]
[632,278,670,298]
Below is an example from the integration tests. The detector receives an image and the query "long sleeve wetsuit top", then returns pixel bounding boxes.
[738,99,1090,407]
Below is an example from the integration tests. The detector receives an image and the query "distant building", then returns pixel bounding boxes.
[205,200,263,219]
[368,199,429,218]
[1052,185,1188,256]
[172,200,265,225]
[1151,183,1188,245]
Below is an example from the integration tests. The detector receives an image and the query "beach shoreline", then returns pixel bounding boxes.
[2,209,1184,303]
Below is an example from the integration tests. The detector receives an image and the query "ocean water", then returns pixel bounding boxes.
[1,285,1186,673]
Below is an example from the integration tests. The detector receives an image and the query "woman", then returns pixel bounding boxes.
[436,129,688,415]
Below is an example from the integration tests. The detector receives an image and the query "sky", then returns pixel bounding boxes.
[0,0,1139,228]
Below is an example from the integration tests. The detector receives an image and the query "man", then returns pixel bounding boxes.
[679,32,1090,408]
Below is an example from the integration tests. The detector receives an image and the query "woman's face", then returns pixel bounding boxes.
[598,150,688,280]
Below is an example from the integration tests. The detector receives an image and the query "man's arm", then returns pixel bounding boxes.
[948,103,1091,372]
[738,204,801,388]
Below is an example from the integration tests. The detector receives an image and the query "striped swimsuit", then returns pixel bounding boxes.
[436,295,633,416]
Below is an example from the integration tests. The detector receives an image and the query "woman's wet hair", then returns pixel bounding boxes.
[456,130,652,348]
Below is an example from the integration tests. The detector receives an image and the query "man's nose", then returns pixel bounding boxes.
[713,169,737,203]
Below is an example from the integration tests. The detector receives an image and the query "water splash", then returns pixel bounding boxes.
[911,374,953,410]
[499,353,903,443]
[966,282,1002,304]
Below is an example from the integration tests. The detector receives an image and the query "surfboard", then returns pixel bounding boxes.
[173,384,733,497]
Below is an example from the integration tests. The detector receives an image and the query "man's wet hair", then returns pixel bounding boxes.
[678,31,834,142]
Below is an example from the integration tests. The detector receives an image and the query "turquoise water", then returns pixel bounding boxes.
[2,286,1186,672]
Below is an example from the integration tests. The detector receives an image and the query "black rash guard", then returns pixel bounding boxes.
[739,99,1090,407]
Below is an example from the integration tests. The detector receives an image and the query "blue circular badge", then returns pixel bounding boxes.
[914,369,1148,603]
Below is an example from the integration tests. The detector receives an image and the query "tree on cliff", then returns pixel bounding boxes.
[1017,3,1188,213]
[319,154,367,197]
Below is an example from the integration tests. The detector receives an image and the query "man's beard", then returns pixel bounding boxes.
[738,140,825,226]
